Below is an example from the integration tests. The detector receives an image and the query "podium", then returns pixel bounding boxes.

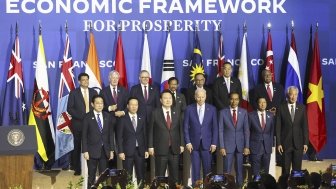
[0,126,37,189]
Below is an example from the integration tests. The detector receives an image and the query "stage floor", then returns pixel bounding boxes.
[32,159,336,188]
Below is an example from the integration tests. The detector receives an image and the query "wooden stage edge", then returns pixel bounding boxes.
[32,159,336,189]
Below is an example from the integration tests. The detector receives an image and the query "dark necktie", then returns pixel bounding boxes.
[112,87,118,102]
[267,84,273,101]
[144,86,148,101]
[166,111,171,146]
[290,105,295,122]
[97,114,103,132]
[261,112,265,130]
[232,109,237,126]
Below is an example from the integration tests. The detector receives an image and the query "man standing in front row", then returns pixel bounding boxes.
[276,86,308,175]
[117,97,149,187]
[82,95,115,188]
[148,90,184,187]
[218,92,250,187]
[249,97,274,176]
[184,88,218,186]
[67,72,98,175]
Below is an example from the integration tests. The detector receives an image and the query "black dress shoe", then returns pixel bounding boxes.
[74,171,81,176]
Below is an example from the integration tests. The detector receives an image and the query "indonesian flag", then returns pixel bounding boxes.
[160,32,175,91]
[115,32,128,88]
[265,30,275,81]
[28,32,55,163]
[85,31,102,90]
[217,30,225,77]
[238,31,252,111]
[306,30,327,152]
[141,32,152,84]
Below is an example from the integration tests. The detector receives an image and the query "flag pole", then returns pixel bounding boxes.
[15,21,18,36]
[65,20,68,34]
[267,21,271,33]
[291,20,295,32]
[243,21,247,33]
[316,22,319,32]
[39,20,42,35]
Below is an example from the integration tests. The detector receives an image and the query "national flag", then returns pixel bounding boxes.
[85,30,102,90]
[55,31,76,160]
[238,30,253,111]
[306,29,326,152]
[1,25,27,126]
[217,30,225,77]
[141,32,152,84]
[265,30,275,81]
[284,31,303,103]
[160,31,175,91]
[115,32,128,88]
[189,31,204,83]
[28,30,55,162]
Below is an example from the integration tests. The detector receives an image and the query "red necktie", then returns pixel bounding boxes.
[232,109,237,126]
[267,84,273,101]
[166,111,171,146]
[112,87,118,102]
[261,112,265,130]
[144,86,148,101]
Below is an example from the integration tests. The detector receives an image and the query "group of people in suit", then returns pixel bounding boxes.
[66,61,309,188]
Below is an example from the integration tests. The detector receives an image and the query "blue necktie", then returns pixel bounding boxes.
[97,114,103,132]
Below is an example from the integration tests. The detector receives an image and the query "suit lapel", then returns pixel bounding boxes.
[226,109,235,127]
[253,112,262,131]
[78,88,86,106]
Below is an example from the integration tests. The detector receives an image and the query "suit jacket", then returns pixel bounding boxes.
[186,86,213,105]
[183,103,218,150]
[116,113,147,157]
[248,111,274,154]
[219,107,250,153]
[82,111,115,159]
[130,84,160,123]
[173,92,187,115]
[212,77,242,110]
[100,85,129,113]
[251,82,285,111]
[67,87,98,132]
[148,107,184,155]
[276,103,309,151]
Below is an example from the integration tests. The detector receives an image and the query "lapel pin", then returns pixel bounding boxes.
[92,117,94,120]
[230,81,234,83]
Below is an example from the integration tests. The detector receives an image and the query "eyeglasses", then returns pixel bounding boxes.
[140,77,149,79]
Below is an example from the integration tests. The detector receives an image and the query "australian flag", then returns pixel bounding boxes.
[1,32,27,126]
[55,32,76,160]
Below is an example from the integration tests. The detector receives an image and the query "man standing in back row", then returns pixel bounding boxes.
[67,73,98,175]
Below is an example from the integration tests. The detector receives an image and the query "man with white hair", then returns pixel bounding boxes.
[276,86,309,175]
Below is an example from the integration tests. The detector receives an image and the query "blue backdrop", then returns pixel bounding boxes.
[0,0,335,158]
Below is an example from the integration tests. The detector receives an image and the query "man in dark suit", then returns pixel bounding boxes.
[100,70,128,118]
[67,72,98,175]
[116,97,149,186]
[184,88,218,186]
[168,77,186,115]
[130,70,160,125]
[249,97,274,176]
[100,70,128,169]
[82,95,115,187]
[213,62,242,110]
[252,69,285,114]
[148,90,184,187]
[186,73,213,105]
[219,92,250,186]
[276,86,309,175]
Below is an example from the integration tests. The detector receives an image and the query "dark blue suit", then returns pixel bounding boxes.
[184,103,218,185]
[116,113,147,182]
[248,111,274,176]
[219,107,249,185]
[100,85,129,114]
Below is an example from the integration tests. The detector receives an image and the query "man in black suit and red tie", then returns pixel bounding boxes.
[116,97,149,187]
[67,72,98,175]
[82,95,115,188]
[252,69,285,114]
[276,86,309,175]
[148,90,184,187]
[100,70,129,169]
[212,62,242,110]
[248,97,274,176]
[100,70,128,118]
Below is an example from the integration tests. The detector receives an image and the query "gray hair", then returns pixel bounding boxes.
[287,86,299,94]
[195,88,207,96]
[109,70,120,78]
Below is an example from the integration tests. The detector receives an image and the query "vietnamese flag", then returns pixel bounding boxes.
[306,29,327,152]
